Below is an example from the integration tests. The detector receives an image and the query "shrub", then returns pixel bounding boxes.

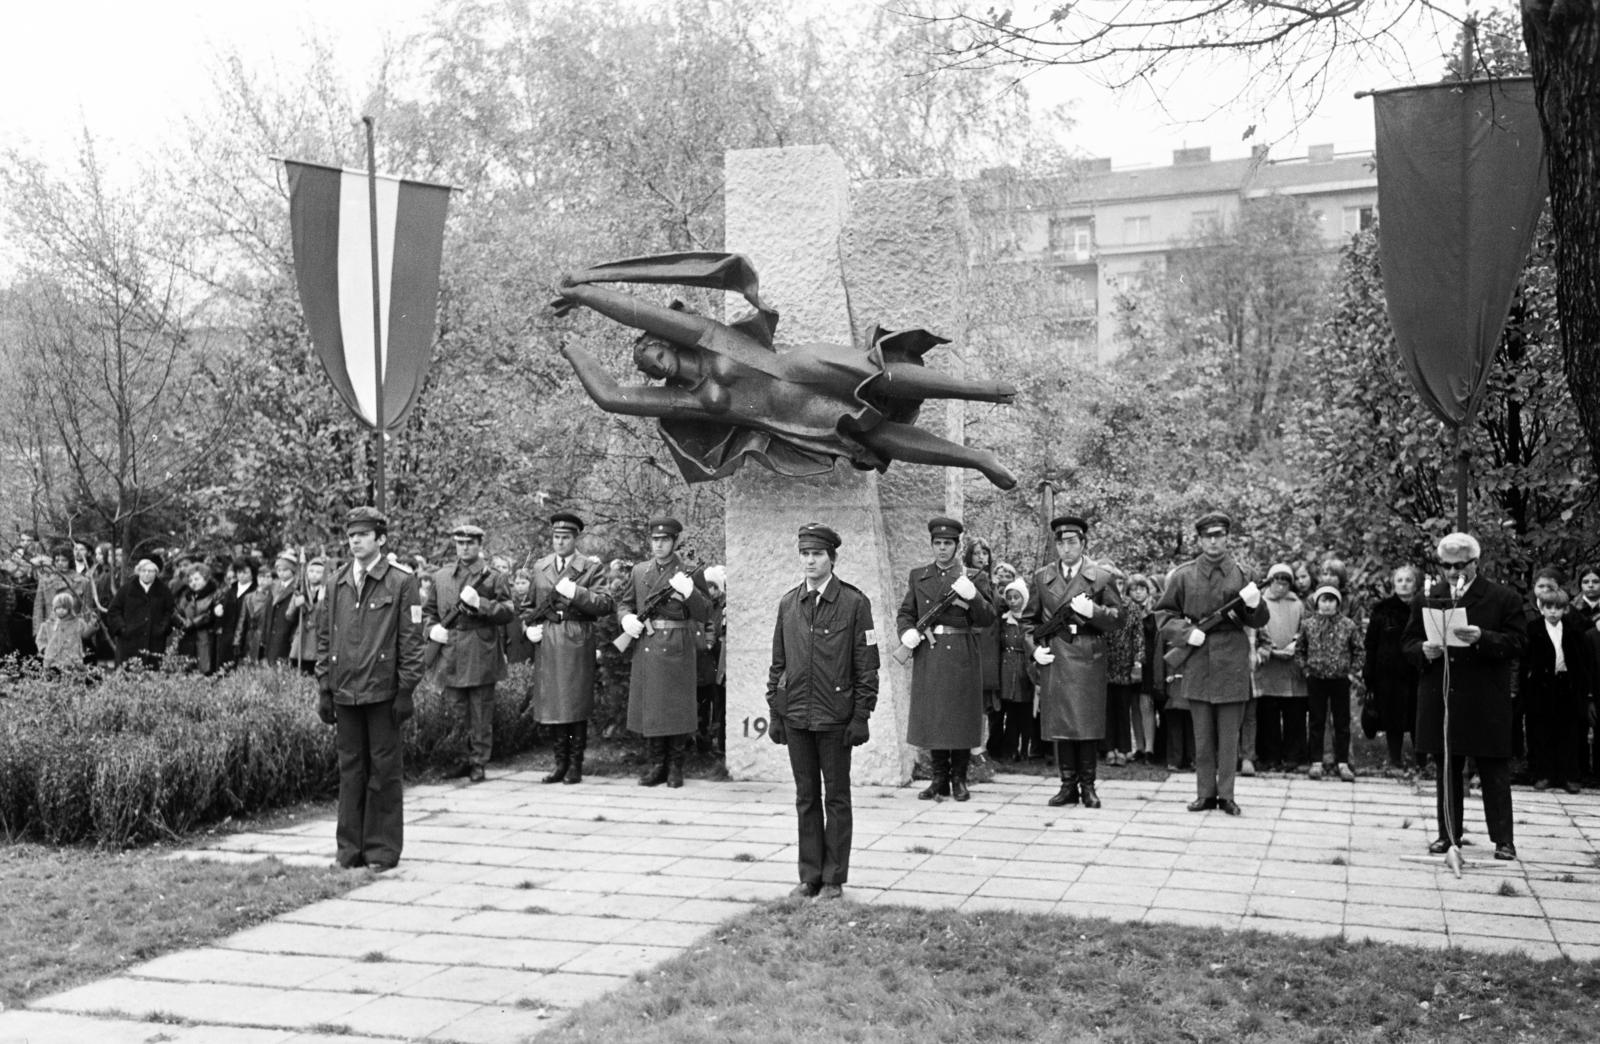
[0,660,549,847]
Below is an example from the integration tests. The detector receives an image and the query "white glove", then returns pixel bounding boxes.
[951,574,978,601]
[1239,582,1262,609]
[1187,628,1207,648]
[459,584,481,609]
[526,624,544,644]
[555,577,578,599]
[1033,646,1055,665]
[428,624,449,644]
[622,613,645,638]
[213,603,224,618]
[1070,593,1095,617]
[900,628,923,649]
[669,571,693,597]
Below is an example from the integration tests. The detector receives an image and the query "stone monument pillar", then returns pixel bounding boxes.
[721,145,973,786]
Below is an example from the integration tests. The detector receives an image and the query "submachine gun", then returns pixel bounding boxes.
[524,559,584,626]
[1162,591,1249,671]
[891,571,976,667]
[612,577,678,653]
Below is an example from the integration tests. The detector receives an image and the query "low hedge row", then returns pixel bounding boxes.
[0,661,549,847]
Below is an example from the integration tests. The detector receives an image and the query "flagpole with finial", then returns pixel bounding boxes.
[363,114,387,512]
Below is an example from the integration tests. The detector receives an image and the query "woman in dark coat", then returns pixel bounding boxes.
[173,563,222,674]
[1364,564,1421,772]
[106,555,175,669]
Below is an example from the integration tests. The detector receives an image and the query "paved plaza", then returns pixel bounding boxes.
[4,766,1599,1043]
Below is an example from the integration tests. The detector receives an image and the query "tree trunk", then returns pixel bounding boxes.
[1523,1,1600,476]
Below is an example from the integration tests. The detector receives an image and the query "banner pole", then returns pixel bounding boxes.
[363,115,387,513]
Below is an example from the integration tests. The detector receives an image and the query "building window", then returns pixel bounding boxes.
[1048,217,1094,260]
[1124,215,1151,244]
[1342,206,1375,234]
[1190,209,1219,230]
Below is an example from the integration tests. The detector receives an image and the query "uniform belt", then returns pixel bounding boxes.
[647,619,693,630]
[931,625,979,635]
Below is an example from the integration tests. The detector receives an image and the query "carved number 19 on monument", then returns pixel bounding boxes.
[742,717,768,738]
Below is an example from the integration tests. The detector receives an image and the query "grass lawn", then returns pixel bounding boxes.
[0,835,360,1010]
[542,901,1600,1043]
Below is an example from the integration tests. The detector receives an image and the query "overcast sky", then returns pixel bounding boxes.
[2,1,1457,173]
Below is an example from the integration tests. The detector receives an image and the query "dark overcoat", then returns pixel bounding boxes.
[1402,576,1525,758]
[1022,561,1123,741]
[619,553,710,737]
[423,559,515,688]
[528,551,613,724]
[1155,555,1269,705]
[897,562,995,749]
[107,578,175,665]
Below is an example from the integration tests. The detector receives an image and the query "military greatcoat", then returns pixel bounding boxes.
[620,553,710,737]
[1022,561,1123,741]
[897,562,996,748]
[527,551,613,724]
[423,559,515,687]
[1154,554,1269,705]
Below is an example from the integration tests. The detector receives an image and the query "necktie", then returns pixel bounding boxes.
[804,589,817,623]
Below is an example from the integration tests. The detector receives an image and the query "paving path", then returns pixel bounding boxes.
[5,767,1600,1043]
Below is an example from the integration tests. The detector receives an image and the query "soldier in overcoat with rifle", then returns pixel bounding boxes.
[1154,512,1267,816]
[896,516,995,802]
[617,517,711,788]
[1022,515,1124,808]
[524,511,614,785]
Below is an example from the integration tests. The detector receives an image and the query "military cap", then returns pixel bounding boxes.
[648,517,683,539]
[797,522,841,552]
[927,516,964,540]
[551,511,586,534]
[1193,511,1232,537]
[1050,515,1089,538]
[450,523,486,540]
[344,506,388,533]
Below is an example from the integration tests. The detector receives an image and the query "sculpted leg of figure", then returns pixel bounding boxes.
[857,422,1018,490]
[879,364,1016,404]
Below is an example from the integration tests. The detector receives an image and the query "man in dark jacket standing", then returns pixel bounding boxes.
[1402,532,1527,861]
[767,523,878,901]
[1155,512,1268,816]
[424,523,516,783]
[316,507,424,871]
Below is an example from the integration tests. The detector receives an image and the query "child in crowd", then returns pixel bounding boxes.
[1572,565,1600,626]
[36,590,93,672]
[1127,574,1160,762]
[1296,585,1363,781]
[997,579,1036,761]
[1255,563,1307,772]
[1522,588,1591,794]
[1104,571,1146,765]
[504,568,536,665]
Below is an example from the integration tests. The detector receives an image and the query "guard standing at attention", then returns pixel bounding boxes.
[897,516,995,802]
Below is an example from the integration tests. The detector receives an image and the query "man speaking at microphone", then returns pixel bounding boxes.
[1402,533,1526,861]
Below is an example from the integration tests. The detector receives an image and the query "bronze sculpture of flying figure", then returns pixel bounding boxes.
[551,252,1018,490]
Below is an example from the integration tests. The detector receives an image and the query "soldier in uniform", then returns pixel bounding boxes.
[897,516,995,802]
[524,511,613,785]
[767,523,878,901]
[1155,512,1268,816]
[315,507,424,871]
[1023,515,1124,808]
[423,523,516,783]
[618,517,711,787]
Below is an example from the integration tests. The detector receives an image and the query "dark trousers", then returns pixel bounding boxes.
[1255,696,1307,767]
[1106,683,1138,754]
[1526,675,1586,786]
[999,700,1031,759]
[1306,677,1351,767]
[446,683,496,767]
[1164,708,1195,768]
[1191,701,1244,800]
[1436,755,1512,846]
[1374,676,1418,765]
[787,727,853,886]
[335,700,404,868]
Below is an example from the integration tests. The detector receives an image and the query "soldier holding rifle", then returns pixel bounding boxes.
[1022,515,1123,808]
[1155,512,1267,815]
[618,517,710,788]
[897,517,995,802]
[525,511,613,785]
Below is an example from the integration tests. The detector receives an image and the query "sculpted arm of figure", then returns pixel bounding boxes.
[555,281,719,345]
[560,345,711,419]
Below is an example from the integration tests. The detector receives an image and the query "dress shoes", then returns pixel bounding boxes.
[818,884,844,901]
[1216,798,1241,816]
[1427,837,1460,855]
[951,777,971,802]
[1494,843,1518,861]
[445,761,473,780]
[1186,796,1217,812]
[1564,782,1582,795]
[1534,778,1551,791]
[468,766,486,784]
[789,882,820,898]
[368,862,396,874]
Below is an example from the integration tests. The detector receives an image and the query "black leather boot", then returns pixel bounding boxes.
[918,750,951,800]
[1079,752,1102,809]
[667,734,686,788]
[542,726,570,784]
[640,737,670,786]
[564,722,587,784]
[950,749,971,802]
[1048,743,1079,806]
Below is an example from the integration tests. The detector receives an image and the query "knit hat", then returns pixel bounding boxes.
[1004,578,1029,604]
[1311,584,1343,606]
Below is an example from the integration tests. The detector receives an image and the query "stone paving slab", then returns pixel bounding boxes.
[7,768,1600,1042]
